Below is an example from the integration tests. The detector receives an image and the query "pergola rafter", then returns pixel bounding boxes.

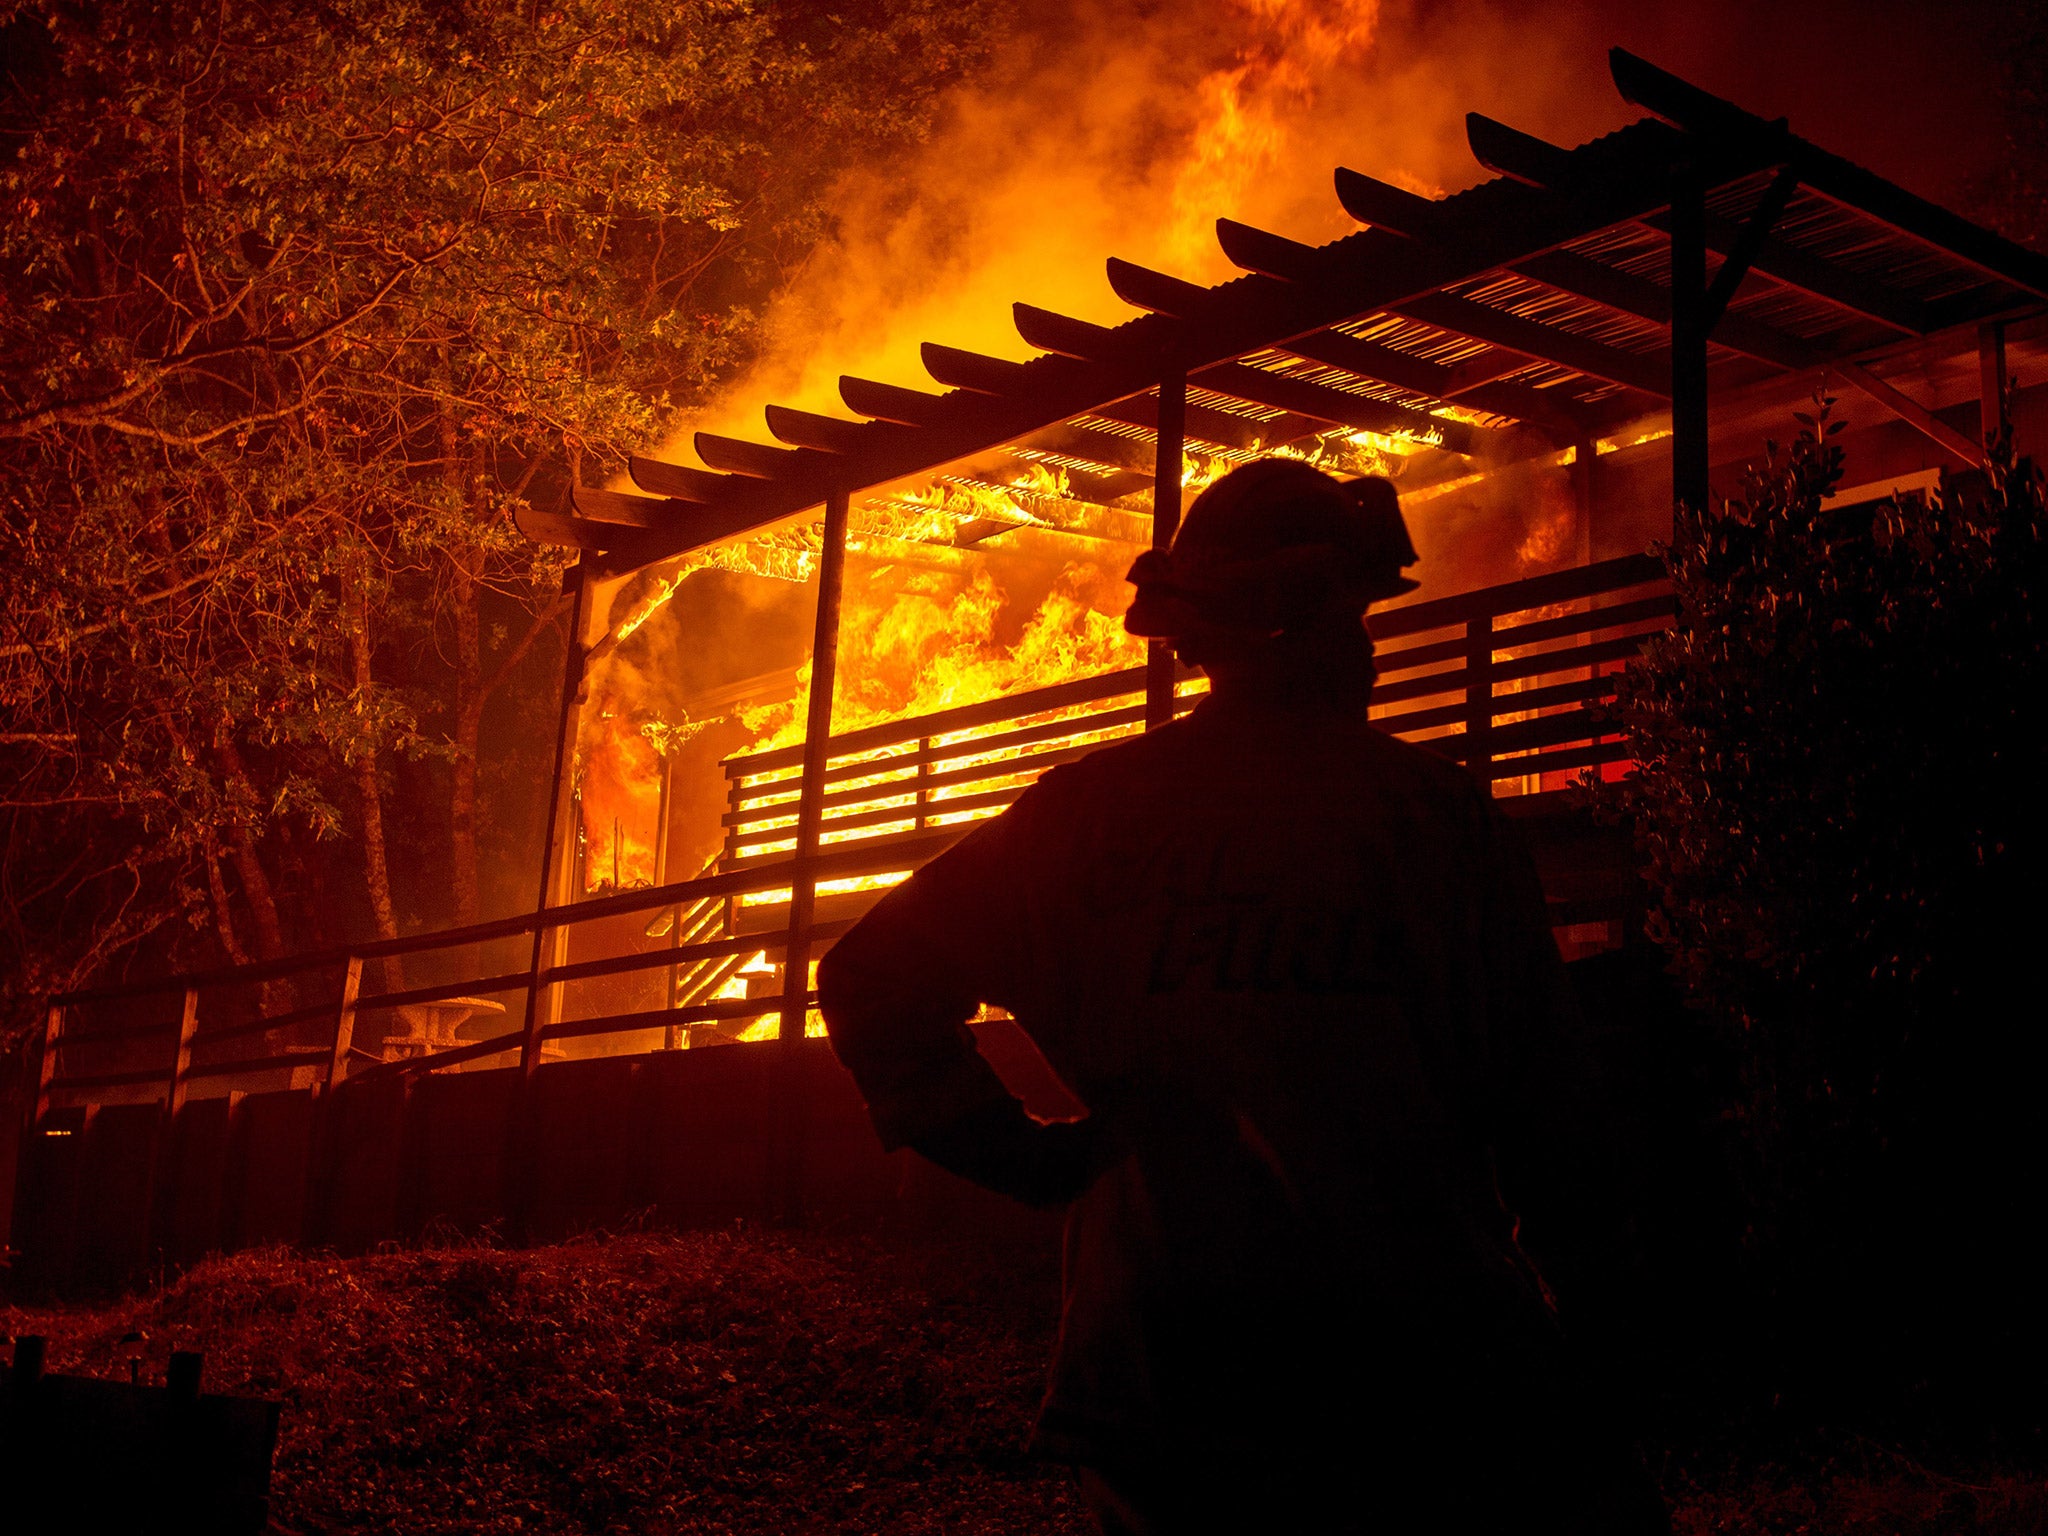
[506,53,2048,1065]
[525,49,2047,580]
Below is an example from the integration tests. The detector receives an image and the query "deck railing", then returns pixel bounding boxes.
[29,553,1670,1117]
[718,552,1672,866]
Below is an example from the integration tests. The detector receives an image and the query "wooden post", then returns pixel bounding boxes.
[166,986,199,1118]
[1669,169,1710,513]
[914,737,933,831]
[1980,321,2009,452]
[654,752,681,1048]
[779,487,852,1044]
[325,957,362,1092]
[1146,372,1188,731]
[1464,614,1496,794]
[30,1003,62,1129]
[521,563,598,1078]
[1571,435,1597,568]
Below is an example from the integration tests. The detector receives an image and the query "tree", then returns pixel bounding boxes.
[1608,406,2046,1391]
[0,0,996,1047]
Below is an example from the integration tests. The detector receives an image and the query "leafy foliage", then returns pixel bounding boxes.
[0,0,995,1046]
[1608,404,2046,1355]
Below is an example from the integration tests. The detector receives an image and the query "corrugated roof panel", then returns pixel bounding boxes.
[1450,273,1669,355]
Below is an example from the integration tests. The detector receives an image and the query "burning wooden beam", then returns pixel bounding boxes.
[695,432,810,480]
[840,376,953,427]
[571,486,674,528]
[628,456,727,503]
[764,404,907,455]
[1013,303,1120,359]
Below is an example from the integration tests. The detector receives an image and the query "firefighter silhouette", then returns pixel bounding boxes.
[820,460,1667,1534]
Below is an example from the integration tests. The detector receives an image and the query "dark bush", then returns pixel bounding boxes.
[1607,405,2047,1413]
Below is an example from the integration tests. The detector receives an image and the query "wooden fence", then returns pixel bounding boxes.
[717,552,1672,869]
[28,553,1671,1120]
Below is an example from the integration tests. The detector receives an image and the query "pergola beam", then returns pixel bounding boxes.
[765,404,900,455]
[570,486,673,528]
[839,376,954,428]
[628,456,725,503]
[1701,167,1802,332]
[1645,207,1932,334]
[1509,248,1820,371]
[1466,108,1931,334]
[1612,46,2048,300]
[1219,219,1600,433]
[1835,363,1981,463]
[696,433,810,480]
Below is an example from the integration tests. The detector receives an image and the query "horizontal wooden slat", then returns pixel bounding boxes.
[352,971,532,1016]
[1490,593,1676,652]
[540,992,811,1045]
[541,921,854,990]
[1372,697,1474,736]
[731,664,1154,777]
[733,702,1155,814]
[1368,666,1473,709]
[1483,672,1623,718]
[1484,738,1634,781]
[342,1028,528,1085]
[185,1049,331,1082]
[51,1018,179,1046]
[737,735,1131,836]
[735,783,1033,851]
[727,701,1155,824]
[1492,632,1651,685]
[47,1068,170,1094]
[1370,553,1666,638]
[58,837,934,1005]
[724,825,975,882]
[1485,709,1625,757]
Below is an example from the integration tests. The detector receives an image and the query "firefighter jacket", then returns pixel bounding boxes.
[818,688,1601,1472]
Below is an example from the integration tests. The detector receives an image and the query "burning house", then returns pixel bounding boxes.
[16,48,2048,1281]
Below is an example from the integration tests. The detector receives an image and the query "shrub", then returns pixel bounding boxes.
[1607,403,2046,1391]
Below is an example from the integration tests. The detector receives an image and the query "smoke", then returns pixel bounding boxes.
[674,0,1624,448]
[581,0,1626,892]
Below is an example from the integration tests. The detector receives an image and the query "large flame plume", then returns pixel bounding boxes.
[576,0,1627,901]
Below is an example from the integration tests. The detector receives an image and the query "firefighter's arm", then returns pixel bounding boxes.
[817,785,1099,1207]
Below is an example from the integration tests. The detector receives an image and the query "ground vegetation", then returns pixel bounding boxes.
[3,1230,2043,1534]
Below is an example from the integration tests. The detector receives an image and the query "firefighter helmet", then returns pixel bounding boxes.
[1124,459,1419,640]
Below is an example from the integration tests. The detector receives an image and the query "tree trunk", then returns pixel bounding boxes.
[202,832,250,967]
[347,591,405,995]
[213,734,285,961]
[450,547,483,930]
[445,396,483,930]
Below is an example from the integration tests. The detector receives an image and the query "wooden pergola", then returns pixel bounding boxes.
[511,47,2047,1063]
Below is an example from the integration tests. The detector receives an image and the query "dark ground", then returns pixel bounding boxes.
[3,1229,2045,1534]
